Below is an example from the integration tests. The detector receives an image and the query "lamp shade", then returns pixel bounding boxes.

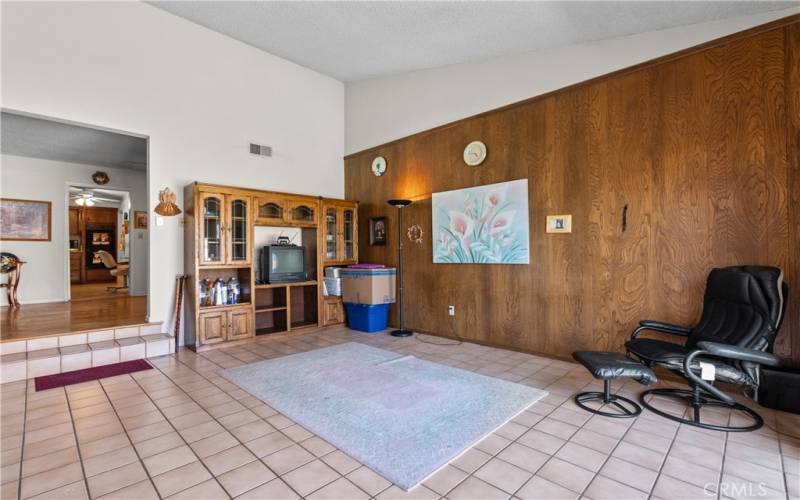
[387,199,412,208]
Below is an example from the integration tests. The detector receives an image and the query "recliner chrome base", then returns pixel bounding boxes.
[639,387,763,432]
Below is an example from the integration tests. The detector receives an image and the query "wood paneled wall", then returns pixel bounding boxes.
[345,17,800,364]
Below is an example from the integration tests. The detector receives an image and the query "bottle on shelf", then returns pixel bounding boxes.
[199,279,207,305]
[213,278,227,306]
[227,277,240,304]
[201,278,214,306]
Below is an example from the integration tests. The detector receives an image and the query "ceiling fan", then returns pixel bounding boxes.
[70,189,116,206]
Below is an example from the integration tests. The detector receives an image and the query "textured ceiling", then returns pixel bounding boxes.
[1,112,147,170]
[149,1,795,81]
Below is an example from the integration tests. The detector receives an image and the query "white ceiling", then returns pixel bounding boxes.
[149,1,795,82]
[68,187,126,203]
[1,112,147,170]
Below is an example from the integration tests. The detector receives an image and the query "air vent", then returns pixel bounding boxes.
[250,143,272,157]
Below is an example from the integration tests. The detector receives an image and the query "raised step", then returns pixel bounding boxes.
[60,344,92,372]
[0,322,173,383]
[117,337,146,361]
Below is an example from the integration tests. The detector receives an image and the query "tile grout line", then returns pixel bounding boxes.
[431,365,582,497]
[146,353,307,499]
[174,335,794,500]
[9,330,797,500]
[15,380,30,500]
[62,384,94,499]
[185,340,399,499]
[763,410,793,498]
[94,376,165,499]
[646,410,691,500]
[716,411,731,500]
[176,347,380,499]
[124,366,232,499]
[183,342,379,498]
[17,386,85,499]
[508,388,638,499]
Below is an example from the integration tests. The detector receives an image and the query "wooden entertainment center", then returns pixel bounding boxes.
[183,182,358,351]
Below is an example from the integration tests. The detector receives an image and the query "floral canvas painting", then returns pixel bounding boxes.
[432,179,529,264]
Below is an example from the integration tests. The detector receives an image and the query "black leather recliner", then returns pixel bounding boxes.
[625,266,788,432]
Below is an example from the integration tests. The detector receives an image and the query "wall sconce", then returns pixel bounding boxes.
[154,187,182,216]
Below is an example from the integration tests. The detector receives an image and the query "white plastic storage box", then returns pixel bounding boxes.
[323,277,342,296]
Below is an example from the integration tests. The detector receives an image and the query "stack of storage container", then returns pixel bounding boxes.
[340,266,396,332]
[323,267,343,296]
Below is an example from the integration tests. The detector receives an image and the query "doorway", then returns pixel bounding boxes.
[0,109,150,340]
[68,186,134,301]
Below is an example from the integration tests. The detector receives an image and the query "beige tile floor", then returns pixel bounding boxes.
[1,325,799,500]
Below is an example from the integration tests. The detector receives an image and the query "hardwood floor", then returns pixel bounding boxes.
[0,295,147,342]
[70,282,127,301]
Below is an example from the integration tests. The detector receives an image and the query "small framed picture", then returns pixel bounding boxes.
[134,210,148,229]
[369,217,387,245]
[546,214,572,234]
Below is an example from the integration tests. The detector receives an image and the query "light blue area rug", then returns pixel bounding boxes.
[220,342,547,490]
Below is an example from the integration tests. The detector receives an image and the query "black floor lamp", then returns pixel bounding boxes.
[387,199,413,337]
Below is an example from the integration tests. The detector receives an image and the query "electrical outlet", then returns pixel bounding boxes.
[448,305,455,316]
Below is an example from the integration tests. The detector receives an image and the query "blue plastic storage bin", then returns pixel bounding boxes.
[344,303,390,333]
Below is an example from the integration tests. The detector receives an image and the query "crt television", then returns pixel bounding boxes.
[260,245,306,283]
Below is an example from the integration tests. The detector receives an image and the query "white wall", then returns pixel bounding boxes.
[1,2,344,339]
[0,155,147,304]
[345,7,800,154]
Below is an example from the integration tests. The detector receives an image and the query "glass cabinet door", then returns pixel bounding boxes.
[256,198,285,225]
[325,208,337,260]
[201,193,224,264]
[343,209,355,260]
[229,197,250,264]
[290,203,316,225]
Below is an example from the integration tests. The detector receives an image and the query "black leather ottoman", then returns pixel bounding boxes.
[572,351,657,418]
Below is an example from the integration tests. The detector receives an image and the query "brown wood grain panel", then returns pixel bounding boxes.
[345,19,799,364]
[787,23,800,364]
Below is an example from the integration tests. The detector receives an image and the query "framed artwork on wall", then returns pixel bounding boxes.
[546,214,572,233]
[369,217,387,245]
[432,179,529,264]
[0,198,52,241]
[133,210,148,229]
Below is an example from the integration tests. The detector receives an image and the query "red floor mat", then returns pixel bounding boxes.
[35,359,153,391]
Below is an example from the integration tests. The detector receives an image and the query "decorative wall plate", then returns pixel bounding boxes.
[91,171,110,185]
[371,156,387,176]
[407,224,424,244]
[463,141,487,166]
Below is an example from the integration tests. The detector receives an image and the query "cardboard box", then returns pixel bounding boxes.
[340,268,396,305]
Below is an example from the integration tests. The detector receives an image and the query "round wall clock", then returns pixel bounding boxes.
[463,141,487,166]
[371,156,387,176]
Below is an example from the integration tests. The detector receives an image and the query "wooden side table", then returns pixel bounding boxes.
[1,261,25,308]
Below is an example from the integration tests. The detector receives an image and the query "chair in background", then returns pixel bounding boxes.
[94,250,129,293]
[625,266,787,432]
